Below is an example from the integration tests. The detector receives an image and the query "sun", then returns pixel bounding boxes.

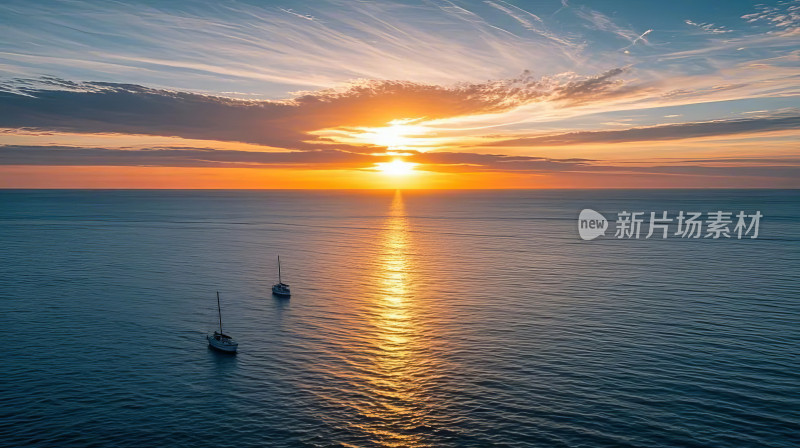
[371,124,411,149]
[376,159,418,176]
[362,119,426,150]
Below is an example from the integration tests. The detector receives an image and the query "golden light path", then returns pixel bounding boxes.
[357,191,432,447]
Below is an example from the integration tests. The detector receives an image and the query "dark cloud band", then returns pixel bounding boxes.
[0,70,635,151]
[2,145,797,179]
[484,113,800,146]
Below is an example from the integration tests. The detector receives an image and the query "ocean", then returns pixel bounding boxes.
[0,189,798,447]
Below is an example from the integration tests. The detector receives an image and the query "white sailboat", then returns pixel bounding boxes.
[207,291,238,353]
[272,256,291,297]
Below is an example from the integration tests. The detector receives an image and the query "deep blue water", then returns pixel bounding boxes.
[0,189,798,447]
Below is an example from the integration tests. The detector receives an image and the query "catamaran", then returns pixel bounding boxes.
[272,256,291,297]
[207,291,238,353]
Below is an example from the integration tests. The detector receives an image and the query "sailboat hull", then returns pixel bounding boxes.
[207,334,238,353]
[272,284,291,297]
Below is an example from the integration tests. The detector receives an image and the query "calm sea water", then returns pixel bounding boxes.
[1,189,798,447]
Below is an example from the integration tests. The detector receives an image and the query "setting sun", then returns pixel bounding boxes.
[360,120,427,150]
[376,159,418,176]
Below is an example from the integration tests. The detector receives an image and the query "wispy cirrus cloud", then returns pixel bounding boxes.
[574,5,653,53]
[741,0,800,29]
[0,0,591,97]
[684,20,733,34]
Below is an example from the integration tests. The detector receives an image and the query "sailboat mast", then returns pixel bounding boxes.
[278,255,282,284]
[216,291,223,335]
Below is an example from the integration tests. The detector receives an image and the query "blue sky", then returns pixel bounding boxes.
[0,0,798,187]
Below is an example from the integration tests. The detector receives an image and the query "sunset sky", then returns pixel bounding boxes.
[0,0,798,188]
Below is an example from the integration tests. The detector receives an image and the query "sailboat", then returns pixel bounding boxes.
[207,291,238,353]
[272,256,291,297]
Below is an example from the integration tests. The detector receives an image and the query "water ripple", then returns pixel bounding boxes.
[0,189,798,447]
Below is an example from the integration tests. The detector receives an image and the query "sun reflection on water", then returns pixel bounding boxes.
[353,190,432,447]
